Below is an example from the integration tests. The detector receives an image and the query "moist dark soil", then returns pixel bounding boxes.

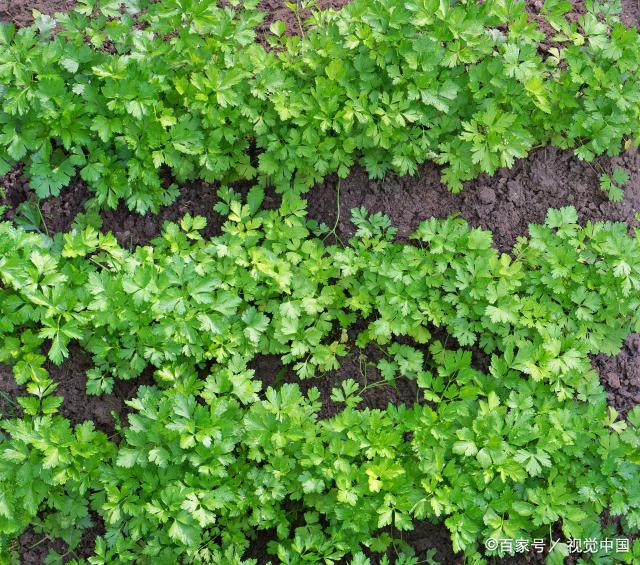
[100,180,227,247]
[0,0,75,27]
[2,1,640,564]
[308,147,640,253]
[1,164,92,239]
[0,363,23,421]
[16,526,72,564]
[593,333,640,416]
[0,344,154,436]
[255,0,350,37]
[251,326,423,419]
[16,513,103,564]
[623,0,640,27]
[0,170,283,246]
[98,178,287,246]
[245,521,464,565]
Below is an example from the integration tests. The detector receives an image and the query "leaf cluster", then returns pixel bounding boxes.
[1,0,640,210]
[1,194,640,562]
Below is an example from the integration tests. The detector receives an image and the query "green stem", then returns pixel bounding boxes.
[323,179,343,246]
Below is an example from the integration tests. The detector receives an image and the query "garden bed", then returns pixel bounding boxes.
[1,1,640,563]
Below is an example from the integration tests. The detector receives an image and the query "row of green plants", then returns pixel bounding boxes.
[1,0,640,212]
[1,190,640,563]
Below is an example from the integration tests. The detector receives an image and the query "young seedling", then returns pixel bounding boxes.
[599,166,630,203]
[286,0,319,36]
[14,200,48,235]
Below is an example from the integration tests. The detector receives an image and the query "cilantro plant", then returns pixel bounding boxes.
[1,193,640,562]
[1,0,640,210]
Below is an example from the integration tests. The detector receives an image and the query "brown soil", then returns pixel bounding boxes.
[256,0,350,37]
[16,526,70,564]
[0,363,23,421]
[0,0,75,27]
[0,169,283,246]
[100,180,231,247]
[251,327,422,420]
[0,344,154,436]
[16,512,103,563]
[308,148,640,253]
[622,0,640,27]
[593,333,640,416]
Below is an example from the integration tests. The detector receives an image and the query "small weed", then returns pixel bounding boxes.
[599,166,630,202]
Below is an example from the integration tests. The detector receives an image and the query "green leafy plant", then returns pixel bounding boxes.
[1,194,640,562]
[1,1,640,563]
[599,166,630,202]
[285,0,319,36]
[0,0,639,210]
[13,200,47,233]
